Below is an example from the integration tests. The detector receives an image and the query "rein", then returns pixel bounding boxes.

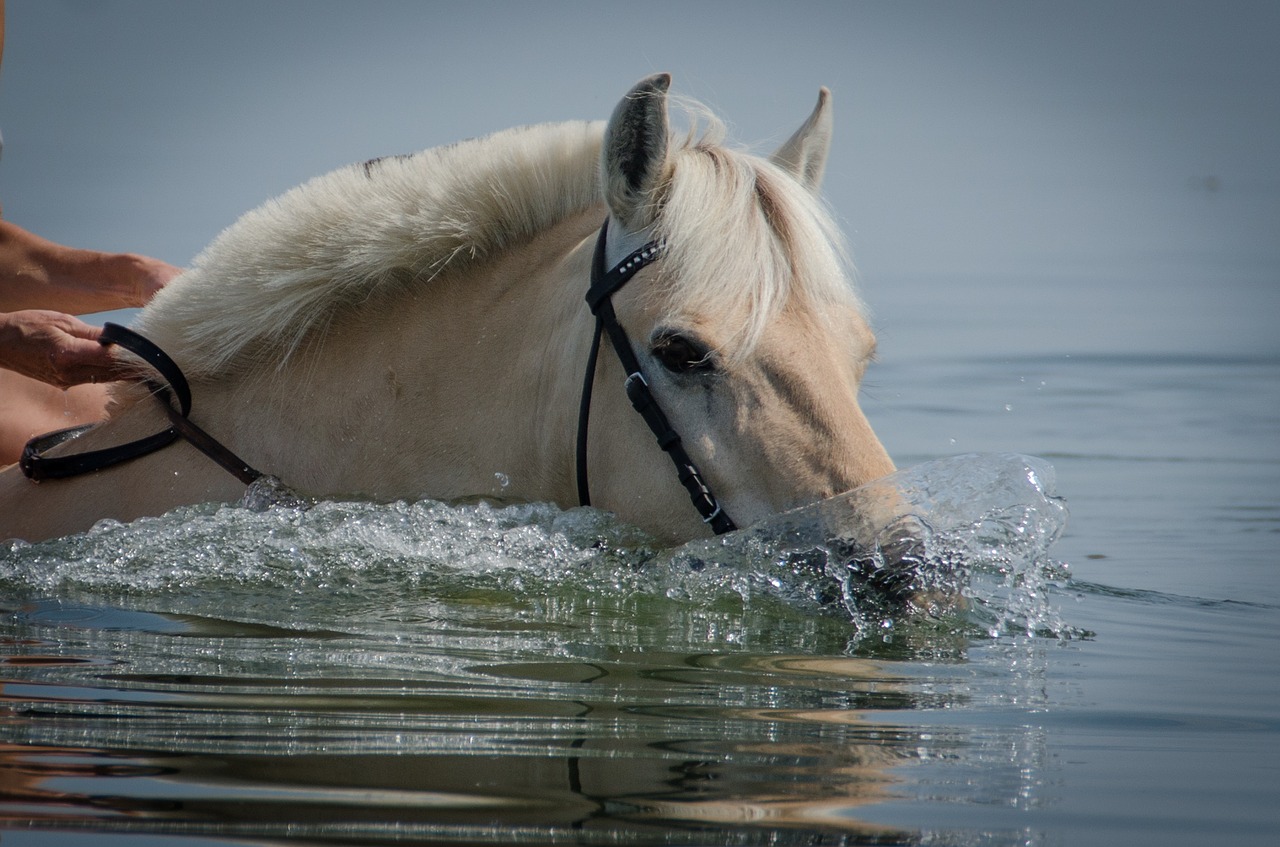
[20,323,262,485]
[575,220,736,534]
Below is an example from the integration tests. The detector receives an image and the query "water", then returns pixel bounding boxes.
[3,340,1279,845]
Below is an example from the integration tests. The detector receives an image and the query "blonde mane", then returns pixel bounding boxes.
[137,121,607,376]
[137,109,861,378]
[653,117,861,357]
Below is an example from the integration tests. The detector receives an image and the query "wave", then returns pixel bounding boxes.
[2,453,1074,649]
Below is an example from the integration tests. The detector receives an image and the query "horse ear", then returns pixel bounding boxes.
[602,73,671,230]
[771,87,833,192]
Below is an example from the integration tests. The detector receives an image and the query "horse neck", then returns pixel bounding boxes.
[198,207,606,505]
[0,389,247,542]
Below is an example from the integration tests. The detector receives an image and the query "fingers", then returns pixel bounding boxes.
[48,334,120,388]
[0,310,125,389]
[57,314,104,344]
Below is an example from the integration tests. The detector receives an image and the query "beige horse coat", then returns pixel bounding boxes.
[0,74,893,543]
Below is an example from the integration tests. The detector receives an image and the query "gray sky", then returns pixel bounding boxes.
[2,0,1277,357]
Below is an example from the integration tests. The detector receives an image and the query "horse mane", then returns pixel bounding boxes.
[136,121,607,377]
[137,106,860,378]
[653,109,862,358]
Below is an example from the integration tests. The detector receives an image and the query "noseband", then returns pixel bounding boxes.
[575,220,736,535]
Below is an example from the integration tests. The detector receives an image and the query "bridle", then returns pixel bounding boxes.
[20,323,262,485]
[575,219,736,534]
[22,221,738,536]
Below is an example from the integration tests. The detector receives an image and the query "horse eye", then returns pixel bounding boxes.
[651,332,716,375]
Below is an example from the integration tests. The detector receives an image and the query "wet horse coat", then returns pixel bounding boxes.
[0,74,894,543]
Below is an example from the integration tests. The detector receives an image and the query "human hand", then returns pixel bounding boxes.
[0,310,123,389]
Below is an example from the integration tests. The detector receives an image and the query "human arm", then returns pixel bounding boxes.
[0,219,181,314]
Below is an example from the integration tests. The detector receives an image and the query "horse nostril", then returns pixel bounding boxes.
[867,529,928,599]
[825,519,942,612]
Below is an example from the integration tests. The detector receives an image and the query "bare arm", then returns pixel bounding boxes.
[0,219,181,314]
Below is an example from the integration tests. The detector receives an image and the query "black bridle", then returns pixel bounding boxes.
[20,323,262,485]
[575,220,736,535]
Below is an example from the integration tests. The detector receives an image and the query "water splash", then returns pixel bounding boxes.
[659,453,1071,638]
[2,454,1070,645]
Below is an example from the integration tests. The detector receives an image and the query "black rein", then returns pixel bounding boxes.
[20,323,262,485]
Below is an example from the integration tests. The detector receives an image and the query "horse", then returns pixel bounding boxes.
[0,73,895,544]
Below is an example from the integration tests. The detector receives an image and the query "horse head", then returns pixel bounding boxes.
[0,74,899,549]
[583,74,896,541]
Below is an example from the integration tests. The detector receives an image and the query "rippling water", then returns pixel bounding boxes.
[3,349,1278,847]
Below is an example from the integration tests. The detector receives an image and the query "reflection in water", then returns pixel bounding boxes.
[0,454,1070,844]
[1,642,940,842]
